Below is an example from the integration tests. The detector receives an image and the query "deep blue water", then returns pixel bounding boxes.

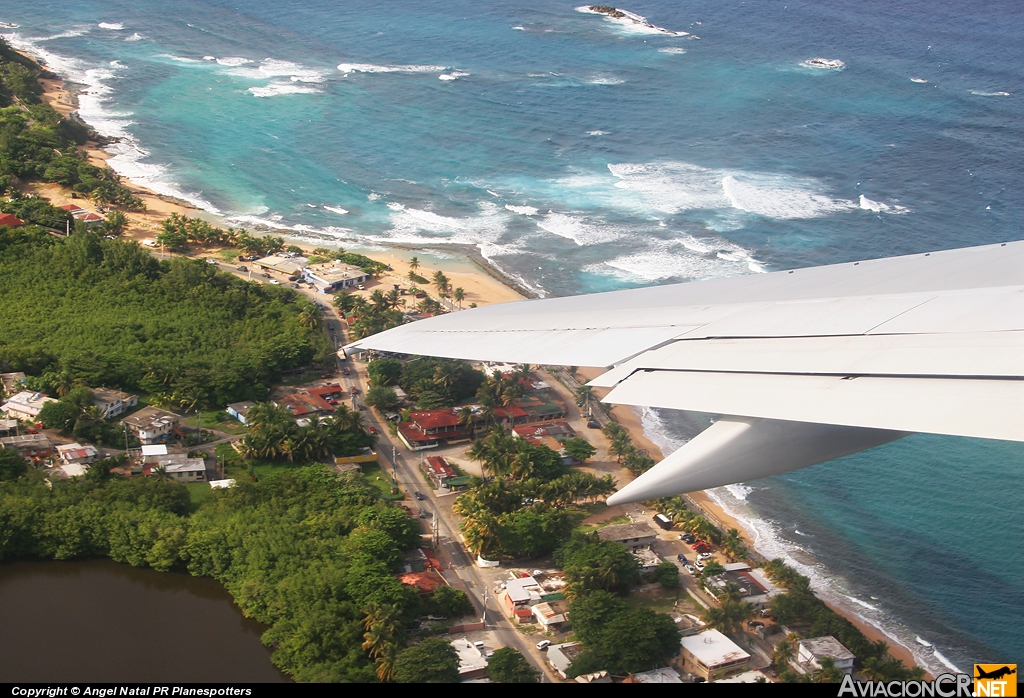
[3,0,1022,673]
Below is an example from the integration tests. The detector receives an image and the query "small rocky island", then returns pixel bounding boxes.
[590,5,627,18]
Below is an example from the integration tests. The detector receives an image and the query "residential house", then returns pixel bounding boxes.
[161,458,207,481]
[677,629,751,681]
[92,387,138,419]
[0,433,52,460]
[56,442,99,466]
[1,390,58,420]
[632,547,664,573]
[226,401,256,424]
[625,668,684,684]
[502,575,544,613]
[422,455,456,489]
[450,638,489,681]
[59,204,104,227]
[716,670,771,683]
[597,521,658,549]
[0,372,26,396]
[303,261,370,293]
[0,419,18,436]
[797,636,855,676]
[532,601,568,630]
[0,213,24,227]
[276,389,336,419]
[547,642,585,680]
[122,407,179,445]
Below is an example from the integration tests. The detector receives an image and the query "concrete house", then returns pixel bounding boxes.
[122,407,179,445]
[303,261,369,293]
[56,442,100,466]
[798,636,855,675]
[0,433,53,460]
[92,387,138,419]
[597,521,658,549]
[226,401,256,424]
[677,629,750,681]
[1,391,58,420]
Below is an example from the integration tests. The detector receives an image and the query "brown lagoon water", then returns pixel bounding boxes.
[0,559,287,682]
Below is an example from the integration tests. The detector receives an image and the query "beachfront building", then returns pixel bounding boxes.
[704,562,780,605]
[797,636,855,676]
[303,261,370,293]
[0,391,58,421]
[596,521,658,549]
[0,372,26,397]
[0,433,53,461]
[252,255,304,277]
[677,629,751,681]
[122,407,179,445]
[59,204,104,227]
[92,387,138,419]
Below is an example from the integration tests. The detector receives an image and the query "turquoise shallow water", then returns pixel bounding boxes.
[3,0,1022,672]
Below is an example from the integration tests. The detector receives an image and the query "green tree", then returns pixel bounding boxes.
[393,638,460,683]
[365,385,399,412]
[653,561,680,588]
[555,532,641,598]
[561,437,596,463]
[367,358,403,387]
[0,448,27,481]
[427,585,474,618]
[487,647,539,683]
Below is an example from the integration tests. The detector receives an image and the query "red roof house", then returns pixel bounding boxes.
[0,213,24,228]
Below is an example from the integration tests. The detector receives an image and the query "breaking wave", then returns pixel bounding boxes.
[338,62,449,74]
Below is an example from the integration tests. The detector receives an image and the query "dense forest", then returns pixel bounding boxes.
[0,230,331,406]
[0,38,142,208]
[0,464,475,682]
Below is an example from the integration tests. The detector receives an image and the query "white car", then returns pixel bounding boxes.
[694,559,706,572]
[536,640,551,651]
[684,564,696,575]
[698,551,714,560]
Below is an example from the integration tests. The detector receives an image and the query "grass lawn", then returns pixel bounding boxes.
[575,513,632,534]
[623,586,688,614]
[362,463,404,500]
[199,410,247,435]
[184,481,213,512]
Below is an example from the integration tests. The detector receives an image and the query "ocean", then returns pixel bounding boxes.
[3,0,1022,673]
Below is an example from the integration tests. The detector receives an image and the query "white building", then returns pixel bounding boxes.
[92,387,138,419]
[303,261,369,293]
[449,638,488,680]
[628,667,684,683]
[677,629,750,681]
[123,407,179,444]
[532,602,567,630]
[1,391,57,420]
[798,636,855,675]
[161,458,207,482]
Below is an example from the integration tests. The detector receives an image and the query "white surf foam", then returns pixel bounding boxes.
[859,194,909,214]
[124,33,144,42]
[801,57,846,70]
[584,236,763,283]
[575,5,688,36]
[216,56,253,67]
[916,636,933,647]
[0,22,19,29]
[36,29,90,41]
[586,75,625,85]
[439,71,470,81]
[248,83,321,97]
[505,204,539,216]
[910,77,928,84]
[323,206,349,215]
[159,54,201,63]
[931,650,962,674]
[658,47,687,54]
[586,130,609,135]
[723,174,857,219]
[98,22,124,31]
[970,90,1011,97]
[338,62,449,75]
[535,212,629,246]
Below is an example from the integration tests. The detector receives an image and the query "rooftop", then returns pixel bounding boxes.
[304,261,367,284]
[450,638,488,675]
[123,406,179,429]
[278,391,334,416]
[628,668,683,684]
[1,433,51,448]
[409,409,462,431]
[92,387,135,404]
[680,629,751,668]
[800,636,855,663]
[597,521,656,543]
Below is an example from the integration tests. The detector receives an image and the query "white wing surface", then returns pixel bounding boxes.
[345,240,1024,504]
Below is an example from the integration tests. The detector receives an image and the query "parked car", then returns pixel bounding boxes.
[237,265,247,271]
[684,564,696,575]
[691,541,709,550]
[679,533,696,543]
[587,420,600,429]
[368,426,377,434]
[694,559,706,572]
[536,640,551,651]
[268,280,280,285]
[698,551,714,560]
[349,387,360,395]
[676,553,688,563]
[342,368,351,376]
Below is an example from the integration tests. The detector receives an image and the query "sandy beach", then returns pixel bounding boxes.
[28,54,925,678]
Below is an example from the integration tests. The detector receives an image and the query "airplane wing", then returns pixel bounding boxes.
[345,240,1024,504]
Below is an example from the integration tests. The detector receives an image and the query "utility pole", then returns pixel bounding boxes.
[481,586,488,626]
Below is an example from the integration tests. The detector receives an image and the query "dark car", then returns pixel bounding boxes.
[676,553,688,563]
[237,265,248,271]
[680,533,696,544]
[587,420,600,429]
[342,368,351,376]
[414,491,426,501]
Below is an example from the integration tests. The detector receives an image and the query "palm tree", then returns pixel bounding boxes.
[814,657,845,683]
[772,640,794,671]
[409,256,420,273]
[298,306,321,329]
[861,656,886,681]
[151,465,171,481]
[51,371,75,397]
[431,270,449,296]
[453,287,465,309]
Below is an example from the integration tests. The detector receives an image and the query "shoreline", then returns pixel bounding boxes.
[23,45,928,678]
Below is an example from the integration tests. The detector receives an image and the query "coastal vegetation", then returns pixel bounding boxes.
[0,231,331,406]
[453,426,615,559]
[0,38,142,209]
[0,463,475,682]
[234,402,375,462]
[602,421,656,475]
[762,559,925,682]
